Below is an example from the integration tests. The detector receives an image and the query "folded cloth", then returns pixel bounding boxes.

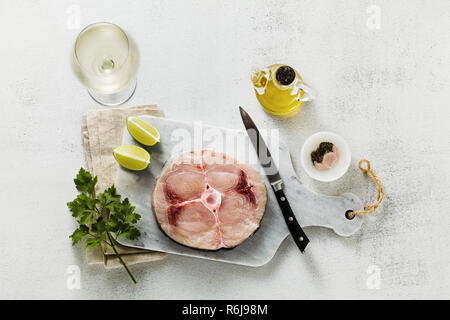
[81,105,167,269]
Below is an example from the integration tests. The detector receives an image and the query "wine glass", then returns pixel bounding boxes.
[71,22,139,106]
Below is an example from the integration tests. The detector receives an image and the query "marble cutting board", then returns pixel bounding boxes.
[115,115,364,267]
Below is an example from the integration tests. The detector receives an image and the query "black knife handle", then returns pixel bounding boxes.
[273,188,310,253]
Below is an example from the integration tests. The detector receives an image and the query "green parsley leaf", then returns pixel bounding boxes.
[91,216,106,234]
[68,168,143,284]
[120,226,141,240]
[97,185,121,211]
[85,235,104,248]
[70,225,89,245]
[74,168,97,194]
[79,210,95,225]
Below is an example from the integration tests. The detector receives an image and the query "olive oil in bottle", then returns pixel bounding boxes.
[251,64,314,116]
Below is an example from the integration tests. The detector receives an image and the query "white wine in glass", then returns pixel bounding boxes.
[72,22,139,106]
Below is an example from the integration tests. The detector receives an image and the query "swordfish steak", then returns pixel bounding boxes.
[152,150,267,250]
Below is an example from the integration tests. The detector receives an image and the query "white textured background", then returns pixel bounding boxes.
[0,0,449,299]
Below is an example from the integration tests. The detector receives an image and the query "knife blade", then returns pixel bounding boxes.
[239,106,310,253]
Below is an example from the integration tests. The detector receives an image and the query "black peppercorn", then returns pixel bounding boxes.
[311,142,335,164]
[275,65,296,86]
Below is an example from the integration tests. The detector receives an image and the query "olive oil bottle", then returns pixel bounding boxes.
[251,64,315,116]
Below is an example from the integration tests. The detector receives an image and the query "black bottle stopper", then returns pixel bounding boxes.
[275,65,296,85]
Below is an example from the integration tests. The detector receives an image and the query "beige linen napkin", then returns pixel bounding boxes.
[81,105,167,268]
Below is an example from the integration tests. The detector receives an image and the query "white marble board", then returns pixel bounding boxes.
[115,115,363,267]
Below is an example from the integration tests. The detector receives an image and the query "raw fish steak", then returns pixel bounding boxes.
[152,150,267,250]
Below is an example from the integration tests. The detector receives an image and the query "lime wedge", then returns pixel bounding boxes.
[127,117,161,146]
[113,145,150,171]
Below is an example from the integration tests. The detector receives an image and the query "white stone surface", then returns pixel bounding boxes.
[0,0,449,299]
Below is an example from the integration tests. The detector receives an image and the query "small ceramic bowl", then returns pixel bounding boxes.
[300,131,351,182]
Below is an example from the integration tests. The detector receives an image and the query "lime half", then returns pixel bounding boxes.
[113,145,150,171]
[127,117,160,146]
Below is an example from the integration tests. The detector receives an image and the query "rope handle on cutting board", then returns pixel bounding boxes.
[346,159,384,220]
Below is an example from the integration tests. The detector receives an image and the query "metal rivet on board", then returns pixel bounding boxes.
[345,210,355,220]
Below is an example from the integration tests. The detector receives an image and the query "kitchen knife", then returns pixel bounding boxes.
[239,106,310,253]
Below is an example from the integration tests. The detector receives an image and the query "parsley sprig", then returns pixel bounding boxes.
[67,168,142,283]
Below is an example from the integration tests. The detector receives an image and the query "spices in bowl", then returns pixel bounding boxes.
[311,142,339,171]
[300,132,351,182]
